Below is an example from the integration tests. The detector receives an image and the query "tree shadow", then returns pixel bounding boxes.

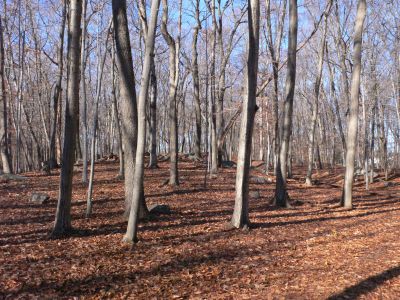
[8,245,248,298]
[328,265,400,299]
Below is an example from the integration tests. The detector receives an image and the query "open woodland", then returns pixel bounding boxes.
[1,0,400,298]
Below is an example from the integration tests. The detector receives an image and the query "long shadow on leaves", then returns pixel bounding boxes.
[7,246,246,298]
[328,265,400,299]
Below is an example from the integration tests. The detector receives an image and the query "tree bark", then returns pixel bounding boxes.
[49,0,67,169]
[274,0,298,208]
[0,17,12,174]
[123,0,160,244]
[231,0,260,229]
[52,0,82,236]
[161,0,181,186]
[342,0,367,209]
[305,8,330,185]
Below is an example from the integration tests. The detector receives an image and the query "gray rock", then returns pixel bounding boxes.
[149,204,171,215]
[250,176,267,184]
[31,193,50,204]
[0,174,27,183]
[249,191,261,199]
[221,161,236,168]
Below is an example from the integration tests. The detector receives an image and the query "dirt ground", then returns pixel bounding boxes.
[1,158,400,299]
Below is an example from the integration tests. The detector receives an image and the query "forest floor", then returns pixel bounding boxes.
[1,158,400,299]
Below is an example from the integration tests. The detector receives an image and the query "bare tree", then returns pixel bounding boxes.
[342,0,367,209]
[274,0,298,207]
[231,0,260,228]
[52,0,82,236]
[305,3,331,185]
[161,0,182,186]
[0,17,12,174]
[124,0,161,244]
[49,0,67,169]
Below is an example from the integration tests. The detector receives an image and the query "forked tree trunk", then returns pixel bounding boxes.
[123,0,160,244]
[231,0,260,229]
[52,0,82,236]
[112,0,148,219]
[342,0,367,209]
[274,0,298,207]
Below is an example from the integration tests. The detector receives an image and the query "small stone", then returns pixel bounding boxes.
[31,193,50,204]
[149,204,171,215]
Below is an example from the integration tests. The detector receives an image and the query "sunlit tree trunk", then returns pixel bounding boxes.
[124,0,160,244]
[49,0,66,169]
[52,0,82,236]
[342,0,367,209]
[274,0,298,207]
[231,0,260,228]
[0,18,12,174]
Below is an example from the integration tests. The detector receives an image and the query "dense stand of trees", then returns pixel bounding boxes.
[1,0,399,241]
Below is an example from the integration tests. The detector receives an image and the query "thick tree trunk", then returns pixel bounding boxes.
[123,0,160,244]
[274,0,298,208]
[231,0,260,229]
[342,0,367,209]
[112,0,148,219]
[52,0,82,236]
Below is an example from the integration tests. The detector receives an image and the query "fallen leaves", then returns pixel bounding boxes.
[1,161,400,299]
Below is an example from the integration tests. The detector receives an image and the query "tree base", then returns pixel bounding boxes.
[122,234,138,245]
[270,192,293,208]
[305,177,313,186]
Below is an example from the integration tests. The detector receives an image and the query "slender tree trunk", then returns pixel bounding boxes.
[0,18,12,174]
[52,0,82,236]
[81,0,88,183]
[111,43,124,178]
[86,23,111,217]
[342,0,367,209]
[123,0,160,244]
[49,0,67,169]
[274,0,298,207]
[148,59,158,168]
[161,0,181,186]
[192,0,202,159]
[305,10,329,185]
[231,0,260,228]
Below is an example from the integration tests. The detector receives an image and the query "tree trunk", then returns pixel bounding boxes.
[161,0,181,186]
[49,0,67,169]
[123,0,160,244]
[52,0,82,236]
[305,9,329,185]
[274,0,298,208]
[342,0,367,209]
[0,18,12,174]
[192,0,202,159]
[231,0,260,229]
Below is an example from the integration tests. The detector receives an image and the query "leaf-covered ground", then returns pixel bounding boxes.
[1,158,400,299]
